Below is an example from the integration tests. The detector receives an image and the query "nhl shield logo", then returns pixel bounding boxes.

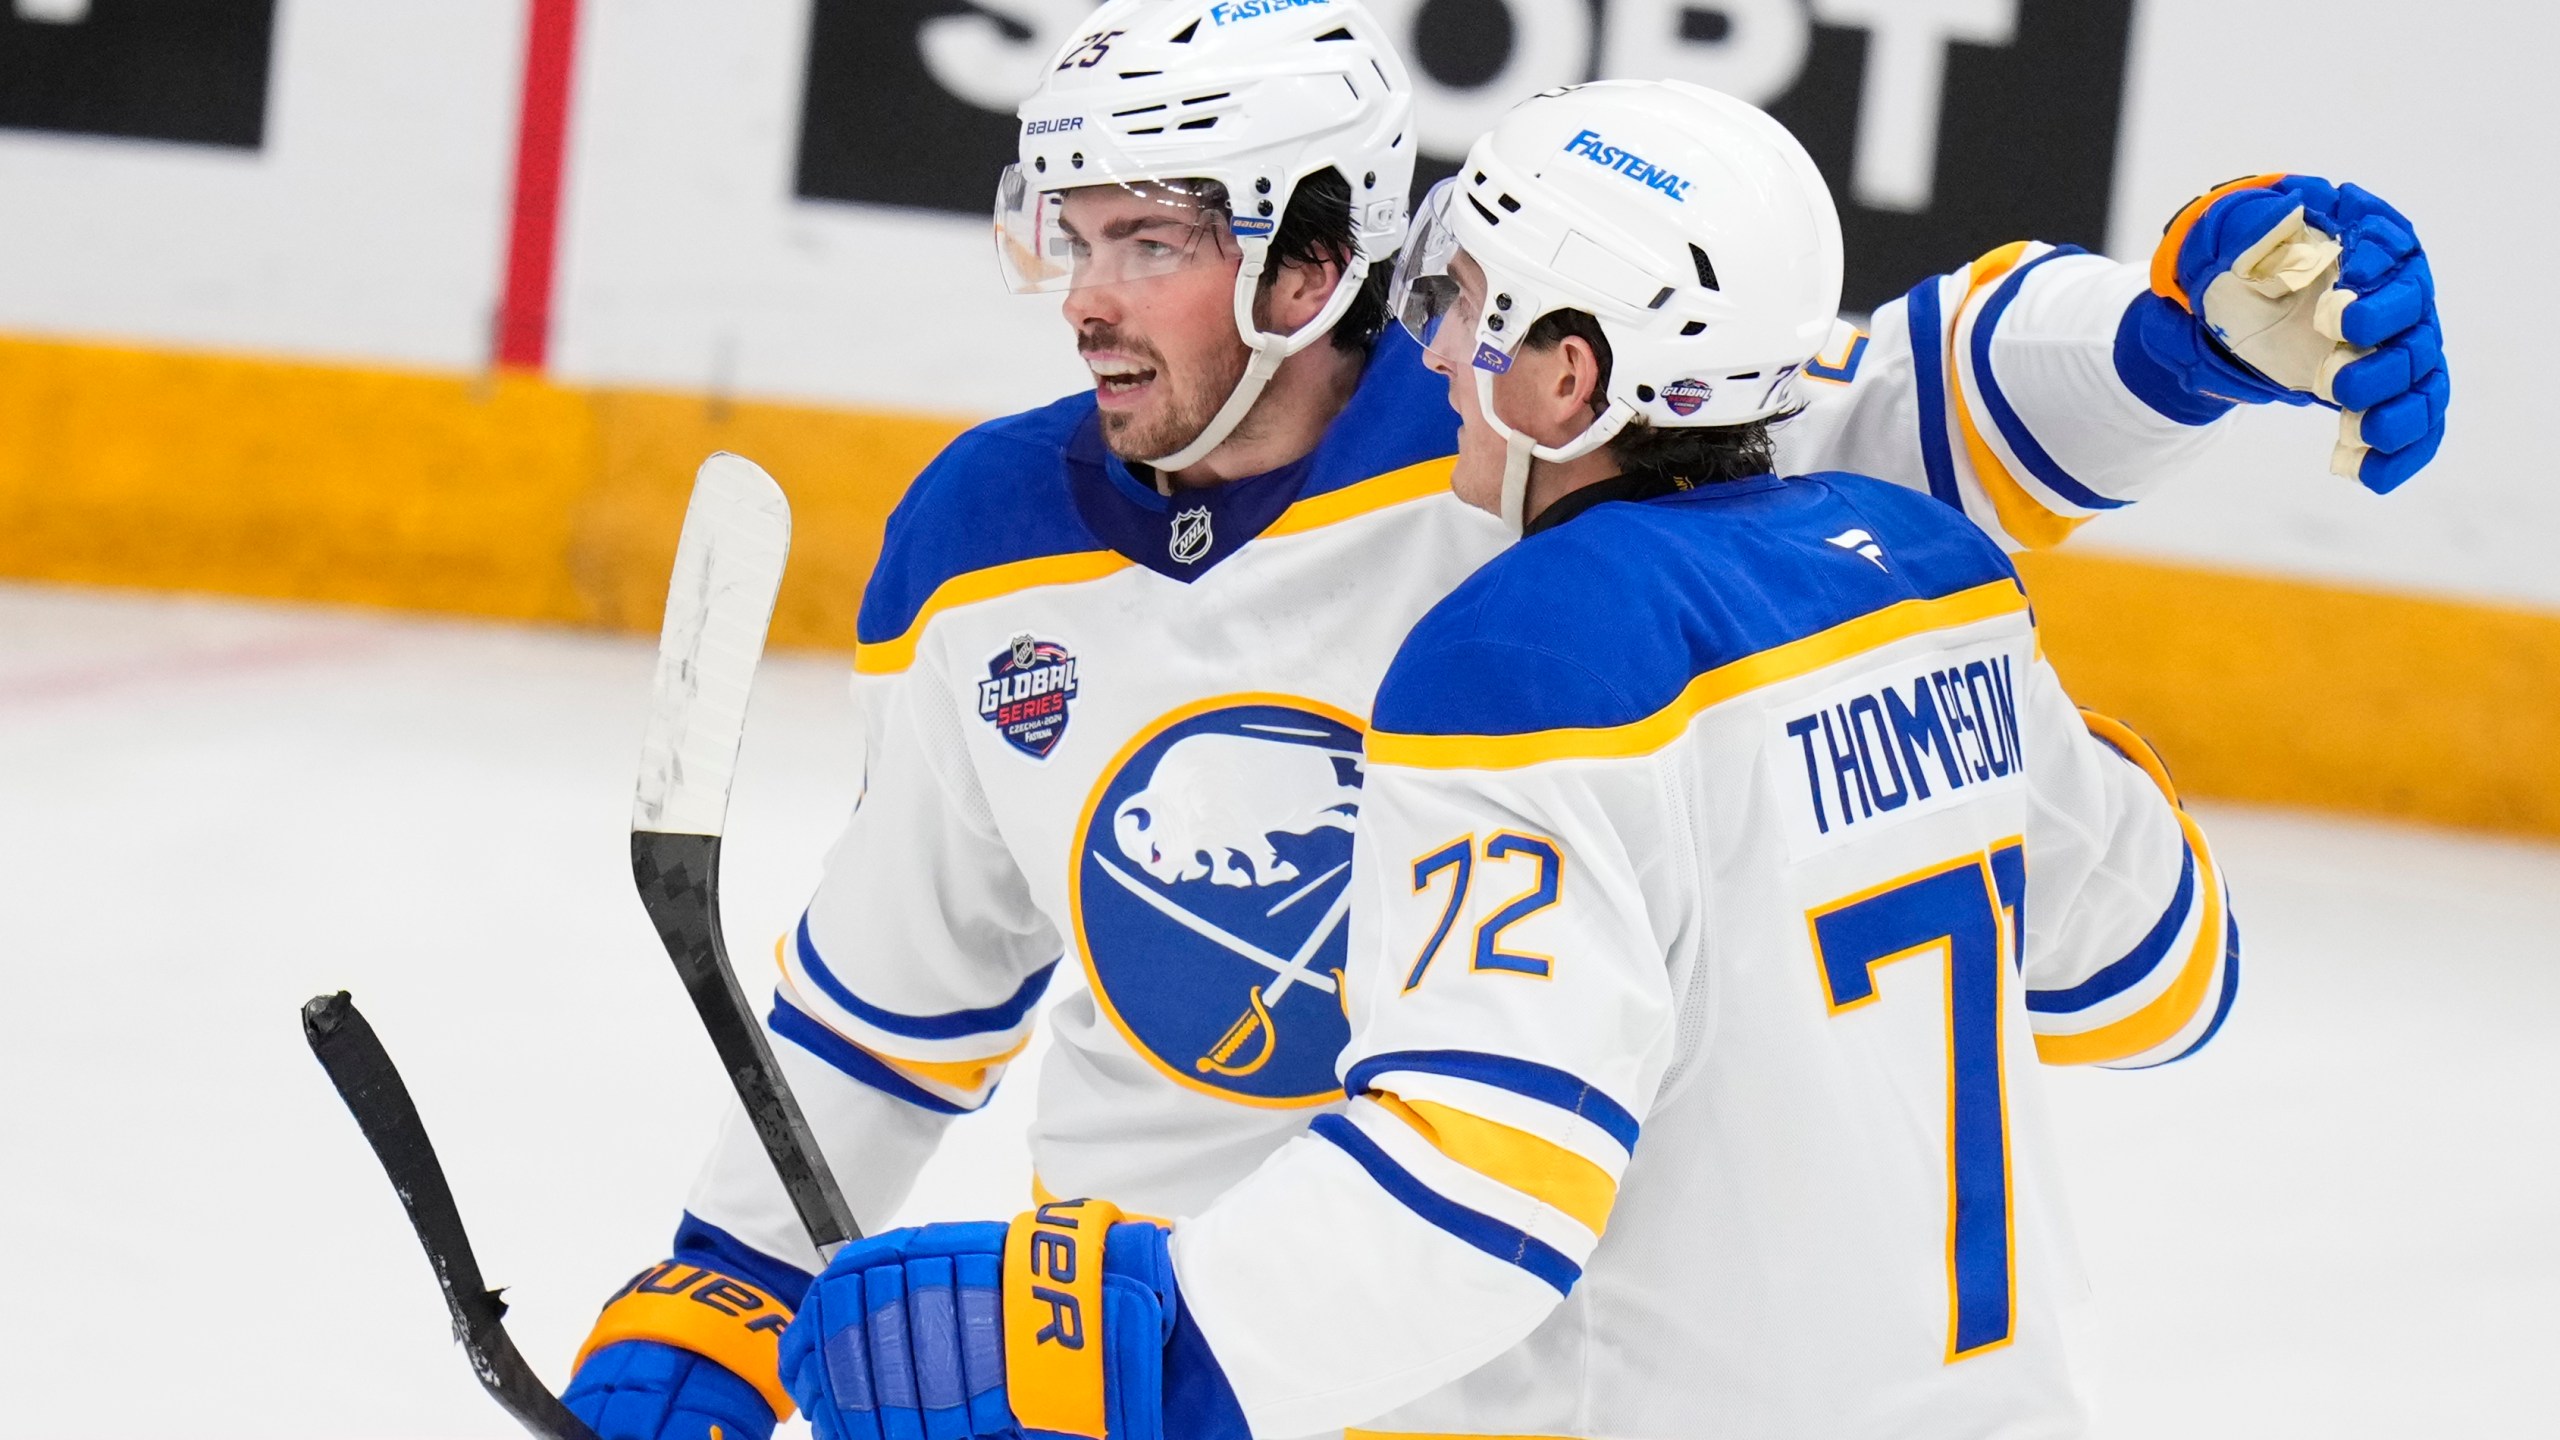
[978,635,1079,759]
[1168,504,1213,565]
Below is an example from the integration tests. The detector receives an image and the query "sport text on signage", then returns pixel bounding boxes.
[794,0,2131,314]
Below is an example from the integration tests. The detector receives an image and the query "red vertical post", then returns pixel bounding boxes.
[494,0,581,371]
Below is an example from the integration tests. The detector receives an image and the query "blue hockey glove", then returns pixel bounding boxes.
[564,1260,800,1440]
[779,1200,1248,1440]
[2122,173,2448,493]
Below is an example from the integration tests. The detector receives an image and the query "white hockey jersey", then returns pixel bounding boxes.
[669,243,2236,1318]
[1168,470,2236,1439]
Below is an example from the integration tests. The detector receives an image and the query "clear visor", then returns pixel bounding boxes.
[994,166,1243,295]
[1388,177,1485,366]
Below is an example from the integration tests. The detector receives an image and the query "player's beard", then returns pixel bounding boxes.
[1086,326,1251,465]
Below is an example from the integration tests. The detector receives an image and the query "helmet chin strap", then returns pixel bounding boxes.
[1145,249,1374,475]
[1498,427,1536,533]
[1473,366,1634,535]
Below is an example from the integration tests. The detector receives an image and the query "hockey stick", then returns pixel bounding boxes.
[628,452,861,1259]
[301,991,603,1440]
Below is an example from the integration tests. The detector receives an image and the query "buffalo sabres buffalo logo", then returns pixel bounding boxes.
[1073,698,1362,1104]
[1168,504,1213,565]
[979,635,1079,759]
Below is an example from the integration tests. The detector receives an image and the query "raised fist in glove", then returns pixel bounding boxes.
[2127,173,2448,493]
[564,1259,800,1440]
[779,1200,1248,1440]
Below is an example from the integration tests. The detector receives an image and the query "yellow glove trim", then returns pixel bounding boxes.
[574,1262,797,1422]
[2151,173,2290,311]
[1003,1197,1128,1439]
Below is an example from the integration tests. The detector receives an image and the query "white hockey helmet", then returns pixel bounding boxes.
[1390,79,1844,528]
[997,0,1417,472]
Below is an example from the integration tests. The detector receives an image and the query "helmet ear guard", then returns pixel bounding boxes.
[1476,364,1636,532]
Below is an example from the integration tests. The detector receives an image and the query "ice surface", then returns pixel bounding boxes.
[2,583,2549,1437]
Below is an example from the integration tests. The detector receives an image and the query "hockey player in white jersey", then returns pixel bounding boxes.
[778,78,2256,1440]
[560,4,2448,1436]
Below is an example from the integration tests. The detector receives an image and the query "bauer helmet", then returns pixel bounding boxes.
[997,0,1415,471]
[1389,79,1844,529]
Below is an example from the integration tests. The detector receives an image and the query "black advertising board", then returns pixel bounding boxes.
[795,0,2136,313]
[0,0,276,149]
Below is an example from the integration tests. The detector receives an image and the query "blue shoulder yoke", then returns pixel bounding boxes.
[854,395,1104,648]
[855,328,1459,643]
[1372,473,2022,740]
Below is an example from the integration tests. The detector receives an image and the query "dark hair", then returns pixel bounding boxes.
[1200,168,1390,353]
[1271,167,1391,352]
[1520,307,1783,483]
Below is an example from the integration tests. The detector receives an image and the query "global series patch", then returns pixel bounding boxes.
[979,635,1080,759]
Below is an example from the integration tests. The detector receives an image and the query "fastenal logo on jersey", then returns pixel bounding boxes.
[979,636,1080,759]
[1563,129,1691,202]
[1074,701,1364,1105]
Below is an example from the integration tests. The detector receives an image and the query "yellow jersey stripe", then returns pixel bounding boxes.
[1367,579,2030,771]
[2034,805,2226,1066]
[877,1033,1030,1092]
[853,549,1132,676]
[852,457,1455,678]
[1372,1094,1620,1238]
[1946,244,2087,551]
[1262,455,1458,538]
[2079,708,2183,806]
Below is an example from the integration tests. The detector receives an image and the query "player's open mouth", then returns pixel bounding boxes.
[1086,354,1158,407]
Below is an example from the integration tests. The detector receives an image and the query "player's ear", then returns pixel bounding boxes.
[1555,334,1606,420]
[1258,249,1345,334]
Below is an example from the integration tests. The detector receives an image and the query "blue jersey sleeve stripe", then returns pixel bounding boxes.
[2026,838,2198,1014]
[672,1211,818,1309]
[1311,1114,1582,1297]
[2134,912,2242,1069]
[1903,275,1966,513]
[795,916,1057,1041]
[769,994,979,1116]
[1342,1049,1641,1151]
[1968,246,2128,513]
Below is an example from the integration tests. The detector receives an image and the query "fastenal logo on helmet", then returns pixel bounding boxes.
[1209,0,1331,25]
[1562,129,1691,203]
